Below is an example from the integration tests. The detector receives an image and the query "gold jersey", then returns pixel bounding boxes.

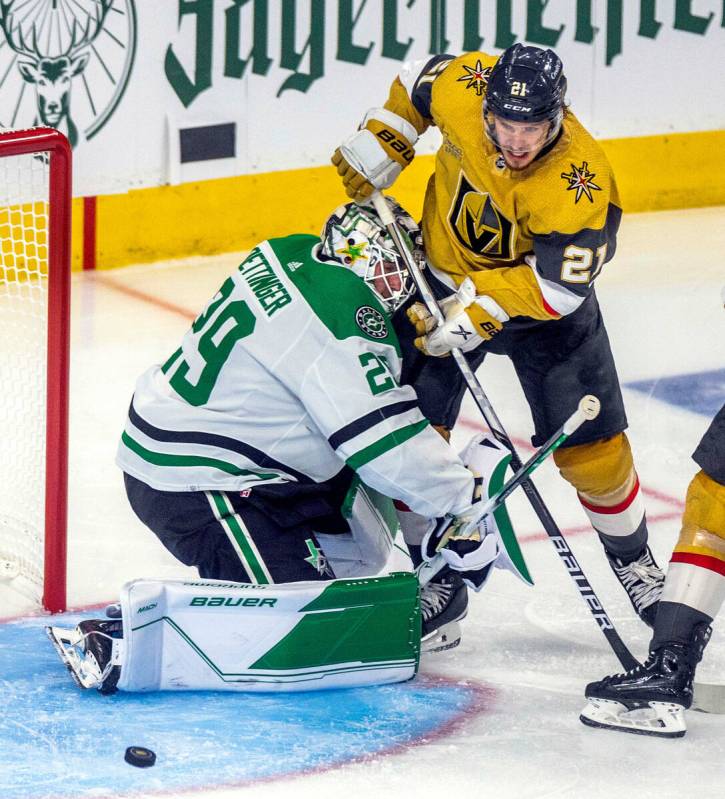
[384,53,622,322]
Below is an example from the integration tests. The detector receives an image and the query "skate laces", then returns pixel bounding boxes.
[613,551,664,610]
[630,559,662,586]
[607,647,662,682]
[609,661,645,682]
[420,580,453,620]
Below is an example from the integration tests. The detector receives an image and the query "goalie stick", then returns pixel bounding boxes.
[371,192,725,715]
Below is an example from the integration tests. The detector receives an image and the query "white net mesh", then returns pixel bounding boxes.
[0,147,50,606]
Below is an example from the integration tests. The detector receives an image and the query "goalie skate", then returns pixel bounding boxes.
[421,619,463,654]
[45,620,122,693]
[420,568,468,654]
[580,697,686,738]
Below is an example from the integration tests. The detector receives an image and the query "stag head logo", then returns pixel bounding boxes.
[0,0,137,147]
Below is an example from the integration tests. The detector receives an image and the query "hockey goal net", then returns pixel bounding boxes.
[0,128,71,614]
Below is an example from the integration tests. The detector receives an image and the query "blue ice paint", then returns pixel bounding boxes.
[1,612,489,798]
[625,369,724,418]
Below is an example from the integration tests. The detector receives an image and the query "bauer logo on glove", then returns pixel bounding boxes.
[407,278,509,357]
[373,125,415,163]
[332,108,418,202]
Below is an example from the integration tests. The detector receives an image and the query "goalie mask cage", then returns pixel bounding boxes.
[0,128,71,614]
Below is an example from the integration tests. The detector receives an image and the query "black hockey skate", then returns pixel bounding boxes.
[606,545,664,627]
[46,618,122,694]
[420,567,468,653]
[580,623,712,738]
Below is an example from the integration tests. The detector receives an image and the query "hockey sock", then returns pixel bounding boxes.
[597,519,648,563]
[651,601,713,650]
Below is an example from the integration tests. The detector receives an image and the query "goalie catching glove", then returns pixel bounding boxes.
[407,278,509,357]
[422,434,533,590]
[332,108,418,201]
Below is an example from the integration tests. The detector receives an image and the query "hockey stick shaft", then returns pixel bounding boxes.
[371,192,639,672]
[437,395,601,548]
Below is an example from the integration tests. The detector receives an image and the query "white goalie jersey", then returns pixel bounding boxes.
[116,234,474,520]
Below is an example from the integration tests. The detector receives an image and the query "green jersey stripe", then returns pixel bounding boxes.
[121,432,280,480]
[345,419,430,471]
[207,491,272,585]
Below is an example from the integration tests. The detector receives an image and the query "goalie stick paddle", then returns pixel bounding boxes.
[435,394,601,549]
[371,191,639,673]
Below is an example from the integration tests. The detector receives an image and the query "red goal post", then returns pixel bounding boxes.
[0,128,71,613]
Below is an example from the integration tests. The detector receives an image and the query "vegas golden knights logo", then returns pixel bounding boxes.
[449,173,514,261]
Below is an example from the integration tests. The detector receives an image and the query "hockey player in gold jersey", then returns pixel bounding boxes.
[581,403,725,737]
[333,44,664,626]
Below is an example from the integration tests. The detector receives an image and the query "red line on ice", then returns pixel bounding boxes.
[456,414,686,538]
[90,272,196,320]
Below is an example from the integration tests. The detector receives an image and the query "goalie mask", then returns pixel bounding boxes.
[320,199,422,313]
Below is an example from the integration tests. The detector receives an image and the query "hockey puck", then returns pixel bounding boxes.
[124,746,156,768]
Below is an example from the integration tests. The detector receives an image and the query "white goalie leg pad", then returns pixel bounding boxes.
[117,572,420,692]
[580,697,687,738]
[316,481,412,578]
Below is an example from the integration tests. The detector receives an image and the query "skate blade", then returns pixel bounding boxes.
[45,625,101,690]
[421,620,462,655]
[580,697,686,738]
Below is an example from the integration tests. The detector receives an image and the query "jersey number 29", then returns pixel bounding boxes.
[162,277,256,406]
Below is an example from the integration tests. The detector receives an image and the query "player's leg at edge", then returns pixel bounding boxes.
[554,433,665,628]
[580,442,725,737]
[579,622,711,738]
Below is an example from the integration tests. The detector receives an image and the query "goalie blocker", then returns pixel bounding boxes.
[46,572,421,693]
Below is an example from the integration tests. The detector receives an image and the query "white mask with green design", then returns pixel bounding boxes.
[320,199,422,313]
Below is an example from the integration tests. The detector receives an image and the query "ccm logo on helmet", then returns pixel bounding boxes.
[503,103,533,113]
